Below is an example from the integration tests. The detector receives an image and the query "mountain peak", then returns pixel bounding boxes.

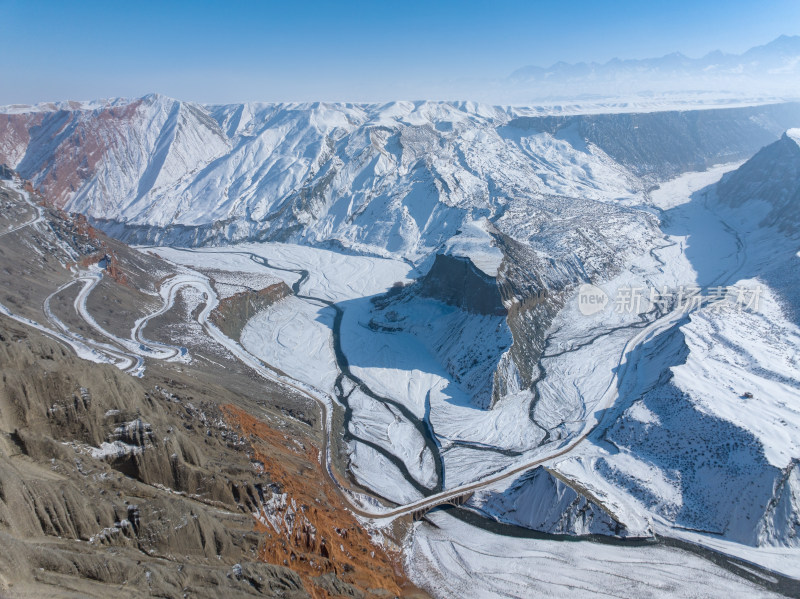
[140,92,180,106]
[767,33,800,46]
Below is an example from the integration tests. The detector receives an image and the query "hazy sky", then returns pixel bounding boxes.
[1,0,798,104]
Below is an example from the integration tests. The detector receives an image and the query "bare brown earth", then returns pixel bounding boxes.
[0,101,143,207]
[0,315,308,598]
[0,176,428,598]
[224,405,425,599]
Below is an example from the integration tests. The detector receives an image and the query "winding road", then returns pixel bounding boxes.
[0,184,44,238]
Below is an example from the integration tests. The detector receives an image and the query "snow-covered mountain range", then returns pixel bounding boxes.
[2,95,799,262]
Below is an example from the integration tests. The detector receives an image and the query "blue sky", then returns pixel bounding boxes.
[1,0,798,104]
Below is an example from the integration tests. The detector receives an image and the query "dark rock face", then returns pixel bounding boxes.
[210,282,292,341]
[490,234,563,404]
[418,254,506,316]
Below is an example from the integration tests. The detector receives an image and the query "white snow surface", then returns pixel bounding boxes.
[348,440,423,505]
[241,296,338,395]
[649,162,743,209]
[152,242,412,302]
[339,293,544,486]
[442,218,503,277]
[90,441,142,460]
[408,511,785,599]
[672,286,800,468]
[347,388,437,489]
[537,161,800,577]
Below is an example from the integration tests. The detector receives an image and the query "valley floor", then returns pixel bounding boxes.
[1,162,798,597]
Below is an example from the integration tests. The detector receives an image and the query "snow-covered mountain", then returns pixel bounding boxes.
[717,129,800,235]
[2,96,799,263]
[2,95,799,423]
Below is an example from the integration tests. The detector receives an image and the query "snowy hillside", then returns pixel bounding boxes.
[540,146,800,575]
[716,130,800,236]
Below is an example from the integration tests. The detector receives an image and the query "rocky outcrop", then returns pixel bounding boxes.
[370,244,562,410]
[0,318,292,597]
[756,459,800,547]
[210,282,292,341]
[418,253,506,316]
[491,232,562,402]
[225,405,425,598]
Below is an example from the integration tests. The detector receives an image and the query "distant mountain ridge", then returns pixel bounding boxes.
[511,35,800,80]
[506,35,800,103]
